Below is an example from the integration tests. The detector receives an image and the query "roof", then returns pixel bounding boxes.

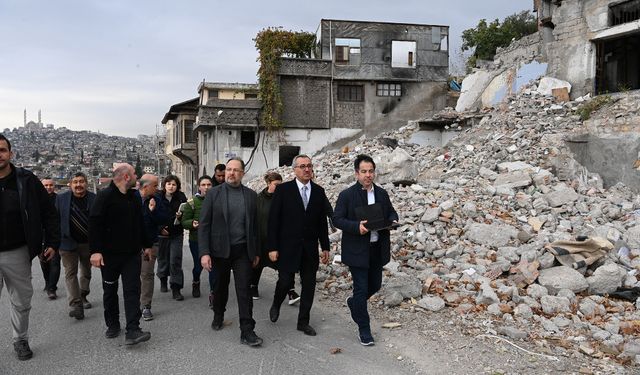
[197,82,259,93]
[161,97,199,124]
[320,18,449,29]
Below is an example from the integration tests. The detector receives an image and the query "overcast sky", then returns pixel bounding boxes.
[0,0,531,137]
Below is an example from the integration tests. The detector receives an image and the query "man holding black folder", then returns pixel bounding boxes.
[333,154,398,346]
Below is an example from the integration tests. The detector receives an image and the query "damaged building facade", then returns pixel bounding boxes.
[183,19,449,180]
[536,0,640,96]
[161,98,198,196]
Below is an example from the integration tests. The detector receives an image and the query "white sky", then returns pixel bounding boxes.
[0,0,531,137]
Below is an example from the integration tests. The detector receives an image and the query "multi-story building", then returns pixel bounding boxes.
[191,19,449,180]
[161,98,198,196]
[535,0,640,95]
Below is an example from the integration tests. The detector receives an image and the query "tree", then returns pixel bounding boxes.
[461,10,538,70]
[254,28,316,130]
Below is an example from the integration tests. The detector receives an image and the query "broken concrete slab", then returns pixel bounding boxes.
[538,266,588,294]
[586,263,625,295]
[537,77,572,97]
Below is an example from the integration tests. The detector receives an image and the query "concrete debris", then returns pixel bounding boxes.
[538,266,589,294]
[247,79,640,368]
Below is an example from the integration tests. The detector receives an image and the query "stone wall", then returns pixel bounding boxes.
[280,76,331,129]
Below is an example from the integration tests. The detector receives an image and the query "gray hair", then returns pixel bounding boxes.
[292,154,311,167]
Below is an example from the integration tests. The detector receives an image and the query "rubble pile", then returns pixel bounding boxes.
[248,84,640,366]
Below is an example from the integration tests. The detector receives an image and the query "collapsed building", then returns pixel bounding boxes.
[161,19,450,182]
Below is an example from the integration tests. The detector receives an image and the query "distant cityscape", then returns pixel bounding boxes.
[2,109,167,191]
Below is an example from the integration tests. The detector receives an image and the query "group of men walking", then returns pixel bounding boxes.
[0,131,398,360]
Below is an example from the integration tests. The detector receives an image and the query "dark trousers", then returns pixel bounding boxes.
[212,243,255,333]
[189,240,216,292]
[157,235,184,289]
[348,242,383,335]
[273,249,317,326]
[101,252,142,334]
[251,265,296,290]
[40,251,61,292]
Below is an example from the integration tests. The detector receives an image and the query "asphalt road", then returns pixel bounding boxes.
[0,246,417,375]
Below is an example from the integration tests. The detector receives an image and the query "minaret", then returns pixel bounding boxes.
[38,109,42,125]
[23,109,26,127]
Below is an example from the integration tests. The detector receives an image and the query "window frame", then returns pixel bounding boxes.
[376,83,402,97]
[337,84,364,102]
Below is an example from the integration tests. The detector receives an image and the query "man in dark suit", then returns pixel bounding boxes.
[199,158,263,347]
[56,172,96,320]
[333,154,398,346]
[268,154,330,336]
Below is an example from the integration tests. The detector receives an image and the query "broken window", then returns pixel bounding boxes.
[391,40,416,68]
[595,33,640,94]
[334,38,361,65]
[376,83,402,97]
[184,120,195,143]
[279,145,300,167]
[240,131,256,148]
[337,85,364,102]
[609,0,640,26]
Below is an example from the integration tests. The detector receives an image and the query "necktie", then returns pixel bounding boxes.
[302,185,308,210]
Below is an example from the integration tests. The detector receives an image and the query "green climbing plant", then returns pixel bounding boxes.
[254,27,316,130]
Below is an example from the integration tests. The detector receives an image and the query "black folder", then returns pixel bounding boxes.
[354,203,399,231]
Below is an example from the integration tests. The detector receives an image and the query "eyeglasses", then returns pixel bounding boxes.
[295,164,313,170]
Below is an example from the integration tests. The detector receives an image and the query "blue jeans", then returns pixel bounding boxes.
[189,240,216,292]
[348,242,383,336]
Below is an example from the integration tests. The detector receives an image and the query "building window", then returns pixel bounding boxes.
[391,41,416,68]
[202,133,207,154]
[245,93,258,99]
[184,120,195,143]
[337,85,364,102]
[335,38,361,65]
[377,83,402,97]
[240,131,256,148]
[609,0,640,26]
[208,89,219,98]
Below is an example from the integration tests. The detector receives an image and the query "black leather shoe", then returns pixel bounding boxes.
[125,330,151,345]
[211,315,223,331]
[69,307,84,320]
[172,289,184,301]
[240,331,263,347]
[269,305,279,323]
[297,324,317,336]
[105,326,121,339]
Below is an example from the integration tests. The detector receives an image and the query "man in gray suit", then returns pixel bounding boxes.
[199,157,262,347]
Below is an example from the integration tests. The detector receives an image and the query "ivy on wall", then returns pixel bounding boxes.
[254,27,316,130]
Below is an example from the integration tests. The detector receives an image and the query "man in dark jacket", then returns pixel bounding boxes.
[137,174,163,321]
[89,163,152,346]
[56,172,96,320]
[0,134,60,360]
[40,177,61,300]
[199,158,263,347]
[333,154,398,346]
[267,155,330,337]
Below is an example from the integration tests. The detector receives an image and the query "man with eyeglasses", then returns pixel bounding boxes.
[267,154,330,337]
[199,157,263,347]
[333,154,398,346]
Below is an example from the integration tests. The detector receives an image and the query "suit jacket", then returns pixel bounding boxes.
[267,179,330,273]
[56,190,96,251]
[333,181,398,268]
[198,183,258,260]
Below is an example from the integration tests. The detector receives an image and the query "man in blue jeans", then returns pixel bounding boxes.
[333,154,398,346]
